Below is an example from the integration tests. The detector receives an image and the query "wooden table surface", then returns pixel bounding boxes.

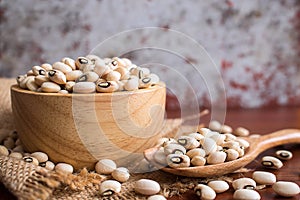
[1,90,300,199]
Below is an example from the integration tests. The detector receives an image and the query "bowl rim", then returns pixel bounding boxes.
[11,82,166,97]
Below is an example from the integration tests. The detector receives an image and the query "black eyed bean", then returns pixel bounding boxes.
[275,150,293,160]
[100,180,121,196]
[194,184,216,200]
[261,156,283,169]
[96,81,119,93]
[167,154,190,168]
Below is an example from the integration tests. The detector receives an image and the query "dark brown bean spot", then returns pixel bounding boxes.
[262,161,274,167]
[280,152,289,158]
[39,162,46,167]
[178,139,187,146]
[98,82,111,88]
[138,70,143,79]
[77,75,87,82]
[111,60,118,66]
[24,157,33,163]
[142,77,151,84]
[170,156,183,164]
[39,69,46,75]
[48,70,56,77]
[244,185,255,190]
[79,58,88,64]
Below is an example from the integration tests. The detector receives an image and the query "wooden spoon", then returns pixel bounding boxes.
[144,129,300,177]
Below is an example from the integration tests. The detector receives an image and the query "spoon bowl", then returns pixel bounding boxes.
[144,129,300,177]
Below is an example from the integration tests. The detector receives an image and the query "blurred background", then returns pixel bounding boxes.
[0,0,300,109]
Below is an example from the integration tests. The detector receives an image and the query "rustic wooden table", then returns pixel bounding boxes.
[0,80,299,199]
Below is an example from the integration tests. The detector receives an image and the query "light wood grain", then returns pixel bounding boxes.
[144,129,300,177]
[11,83,166,170]
[0,78,16,130]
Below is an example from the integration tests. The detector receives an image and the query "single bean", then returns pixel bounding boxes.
[100,180,121,196]
[134,179,161,195]
[55,163,74,174]
[194,184,216,200]
[272,181,300,197]
[275,150,293,160]
[208,180,229,193]
[252,171,276,185]
[233,189,261,200]
[95,159,117,174]
[261,156,283,169]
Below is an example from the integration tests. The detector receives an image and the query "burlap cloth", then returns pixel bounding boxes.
[0,78,233,200]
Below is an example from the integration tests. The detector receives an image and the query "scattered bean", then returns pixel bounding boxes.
[208,180,229,193]
[100,180,121,196]
[233,189,261,200]
[23,156,39,166]
[111,167,130,182]
[134,179,161,195]
[31,151,48,163]
[272,181,300,197]
[275,150,293,160]
[232,178,256,190]
[39,160,55,171]
[55,163,74,174]
[194,184,216,200]
[95,159,117,174]
[252,171,276,185]
[261,156,283,169]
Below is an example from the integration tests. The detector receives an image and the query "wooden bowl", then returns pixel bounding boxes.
[11,83,166,170]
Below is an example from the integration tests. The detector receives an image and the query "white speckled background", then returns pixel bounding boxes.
[1,0,300,108]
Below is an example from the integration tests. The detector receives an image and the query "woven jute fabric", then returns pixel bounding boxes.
[0,78,230,200]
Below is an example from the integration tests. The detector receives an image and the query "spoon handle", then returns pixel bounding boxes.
[252,129,300,153]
